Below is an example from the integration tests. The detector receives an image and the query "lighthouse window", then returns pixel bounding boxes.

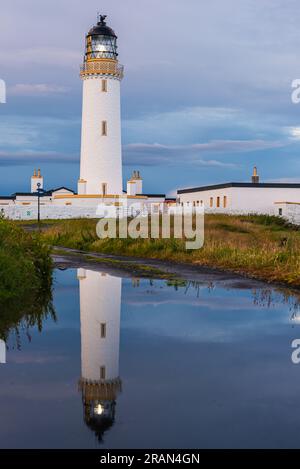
[90,35,118,60]
[102,79,107,92]
[217,196,220,208]
[102,183,107,196]
[101,121,107,136]
[223,196,227,208]
[100,323,106,338]
[100,366,106,380]
[210,197,213,207]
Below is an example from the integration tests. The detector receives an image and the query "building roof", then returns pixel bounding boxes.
[10,187,75,198]
[88,16,117,38]
[178,182,300,194]
[274,201,300,205]
[0,195,14,200]
[137,193,166,198]
[51,186,75,194]
[12,191,52,197]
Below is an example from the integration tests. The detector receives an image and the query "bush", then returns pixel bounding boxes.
[0,219,54,340]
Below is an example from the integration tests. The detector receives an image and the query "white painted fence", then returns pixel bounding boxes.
[0,205,99,220]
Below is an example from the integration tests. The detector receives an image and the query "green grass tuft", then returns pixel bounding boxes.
[37,214,300,288]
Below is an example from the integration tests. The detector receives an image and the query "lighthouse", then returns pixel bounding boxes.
[78,15,123,196]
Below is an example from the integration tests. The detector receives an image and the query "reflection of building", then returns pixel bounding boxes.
[77,269,122,441]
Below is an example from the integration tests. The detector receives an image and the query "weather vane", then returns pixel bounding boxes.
[97,13,107,24]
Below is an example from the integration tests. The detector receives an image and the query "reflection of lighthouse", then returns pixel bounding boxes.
[78,269,122,440]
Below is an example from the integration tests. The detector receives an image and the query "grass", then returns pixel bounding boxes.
[36,214,300,288]
[0,218,54,340]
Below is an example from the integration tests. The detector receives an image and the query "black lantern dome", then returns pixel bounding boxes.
[85,15,118,61]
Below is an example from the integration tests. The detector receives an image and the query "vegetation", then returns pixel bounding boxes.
[2,213,298,342]
[0,218,54,341]
[38,214,300,288]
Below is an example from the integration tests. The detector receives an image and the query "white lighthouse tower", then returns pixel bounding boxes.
[78,15,123,196]
[78,268,122,440]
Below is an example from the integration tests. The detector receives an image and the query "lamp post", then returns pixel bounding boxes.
[37,182,42,225]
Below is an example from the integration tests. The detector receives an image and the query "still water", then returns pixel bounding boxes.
[0,266,300,449]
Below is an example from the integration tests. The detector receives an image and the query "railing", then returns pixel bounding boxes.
[80,61,124,79]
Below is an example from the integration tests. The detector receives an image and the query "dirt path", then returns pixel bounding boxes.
[52,245,270,291]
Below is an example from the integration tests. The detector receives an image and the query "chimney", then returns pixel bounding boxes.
[31,168,44,192]
[251,166,259,184]
[128,169,143,194]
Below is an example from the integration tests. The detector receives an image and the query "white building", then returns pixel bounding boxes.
[177,167,300,220]
[274,202,300,225]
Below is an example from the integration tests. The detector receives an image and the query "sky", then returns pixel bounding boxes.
[1,0,300,195]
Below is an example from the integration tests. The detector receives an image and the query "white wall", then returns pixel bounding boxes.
[31,176,43,193]
[178,187,232,212]
[132,178,142,194]
[0,199,14,207]
[231,187,300,214]
[0,196,163,220]
[0,205,99,220]
[127,181,137,196]
[178,186,300,215]
[275,203,300,225]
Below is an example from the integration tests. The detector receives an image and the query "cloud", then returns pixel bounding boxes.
[0,115,80,152]
[123,140,284,167]
[0,150,78,166]
[0,0,300,193]
[123,106,242,141]
[0,48,81,68]
[9,84,69,97]
[267,177,300,184]
[287,126,300,139]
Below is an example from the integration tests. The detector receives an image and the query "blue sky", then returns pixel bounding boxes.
[1,0,300,195]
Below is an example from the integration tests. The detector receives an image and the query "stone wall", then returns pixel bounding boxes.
[0,205,99,220]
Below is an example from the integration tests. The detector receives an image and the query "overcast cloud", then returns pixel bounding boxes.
[0,0,300,194]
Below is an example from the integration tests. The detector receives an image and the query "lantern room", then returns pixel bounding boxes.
[85,15,118,62]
